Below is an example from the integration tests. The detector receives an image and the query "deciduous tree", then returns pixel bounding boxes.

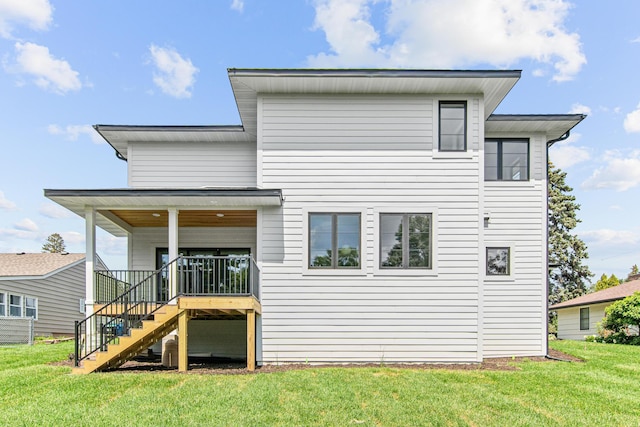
[42,233,66,253]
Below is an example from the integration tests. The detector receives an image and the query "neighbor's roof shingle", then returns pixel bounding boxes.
[0,253,85,277]
[549,279,640,310]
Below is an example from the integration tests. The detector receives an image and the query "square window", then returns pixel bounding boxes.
[381,213,431,269]
[309,213,361,269]
[580,307,589,330]
[439,102,466,151]
[487,247,510,275]
[485,139,529,181]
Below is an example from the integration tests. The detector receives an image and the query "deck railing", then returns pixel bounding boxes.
[76,255,259,366]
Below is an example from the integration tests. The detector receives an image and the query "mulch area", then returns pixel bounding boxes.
[59,347,582,374]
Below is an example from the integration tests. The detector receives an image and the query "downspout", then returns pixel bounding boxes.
[545,130,570,360]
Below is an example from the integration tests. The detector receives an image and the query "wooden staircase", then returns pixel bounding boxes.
[73,304,181,374]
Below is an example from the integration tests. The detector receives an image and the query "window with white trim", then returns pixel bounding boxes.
[439,101,467,151]
[0,293,5,316]
[580,307,589,330]
[309,213,361,269]
[380,213,432,269]
[485,139,529,181]
[9,295,22,317]
[25,297,37,319]
[487,247,510,275]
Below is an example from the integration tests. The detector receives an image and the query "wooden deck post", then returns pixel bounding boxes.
[247,309,256,371]
[178,309,189,372]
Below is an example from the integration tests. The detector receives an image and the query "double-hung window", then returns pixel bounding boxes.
[309,213,361,269]
[439,101,467,151]
[9,295,22,317]
[380,213,432,269]
[580,307,589,330]
[0,293,5,316]
[485,139,529,181]
[25,297,37,319]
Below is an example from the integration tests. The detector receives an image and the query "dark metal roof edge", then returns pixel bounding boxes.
[44,188,283,198]
[228,68,522,79]
[488,114,587,122]
[94,124,246,132]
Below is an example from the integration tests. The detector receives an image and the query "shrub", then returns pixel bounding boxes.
[596,292,640,345]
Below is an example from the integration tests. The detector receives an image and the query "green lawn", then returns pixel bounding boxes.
[0,340,638,426]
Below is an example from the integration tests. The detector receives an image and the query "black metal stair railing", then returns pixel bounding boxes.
[74,259,176,366]
[74,255,260,367]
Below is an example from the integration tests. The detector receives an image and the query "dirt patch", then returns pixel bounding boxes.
[71,348,582,374]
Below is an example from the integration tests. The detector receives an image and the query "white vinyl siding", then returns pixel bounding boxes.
[556,303,609,340]
[128,141,257,188]
[482,134,547,357]
[259,94,482,363]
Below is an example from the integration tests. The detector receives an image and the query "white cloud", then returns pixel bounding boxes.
[548,132,590,169]
[14,218,38,232]
[569,103,591,115]
[60,231,84,245]
[48,124,104,144]
[230,0,244,12]
[582,150,640,191]
[148,45,198,98]
[609,205,623,211]
[632,36,640,44]
[308,0,586,82]
[0,0,53,38]
[39,202,71,219]
[624,103,640,133]
[9,42,82,94]
[581,229,640,247]
[0,191,17,210]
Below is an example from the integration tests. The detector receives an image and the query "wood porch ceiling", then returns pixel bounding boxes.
[108,210,257,227]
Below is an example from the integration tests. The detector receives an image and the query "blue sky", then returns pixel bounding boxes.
[0,0,639,281]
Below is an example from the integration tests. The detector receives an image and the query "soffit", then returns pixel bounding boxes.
[95,126,254,160]
[229,69,522,135]
[486,114,586,141]
[110,209,257,228]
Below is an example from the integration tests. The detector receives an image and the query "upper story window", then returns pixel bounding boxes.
[309,213,361,269]
[439,101,467,151]
[380,213,432,269]
[485,139,529,181]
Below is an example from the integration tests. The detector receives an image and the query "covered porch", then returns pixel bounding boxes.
[44,188,282,373]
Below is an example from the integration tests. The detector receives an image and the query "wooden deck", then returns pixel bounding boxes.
[78,295,261,374]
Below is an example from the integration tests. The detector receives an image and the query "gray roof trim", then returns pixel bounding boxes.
[94,124,245,132]
[228,68,522,79]
[488,114,586,122]
[44,188,282,199]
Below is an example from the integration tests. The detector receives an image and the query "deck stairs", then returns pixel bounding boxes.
[73,304,181,374]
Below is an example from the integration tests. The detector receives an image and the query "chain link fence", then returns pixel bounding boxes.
[0,317,34,345]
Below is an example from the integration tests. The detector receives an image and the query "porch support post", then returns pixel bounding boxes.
[84,207,96,314]
[247,309,256,371]
[168,208,179,303]
[178,309,189,372]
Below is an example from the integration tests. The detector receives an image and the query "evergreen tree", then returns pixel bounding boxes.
[548,162,593,306]
[594,273,621,292]
[42,233,66,253]
[627,264,640,281]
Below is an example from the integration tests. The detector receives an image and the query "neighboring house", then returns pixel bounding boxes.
[44,68,585,373]
[0,253,87,336]
[550,280,640,340]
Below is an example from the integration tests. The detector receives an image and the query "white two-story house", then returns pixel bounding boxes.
[45,68,584,373]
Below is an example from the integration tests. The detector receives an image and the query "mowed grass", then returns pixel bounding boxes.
[0,340,639,426]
